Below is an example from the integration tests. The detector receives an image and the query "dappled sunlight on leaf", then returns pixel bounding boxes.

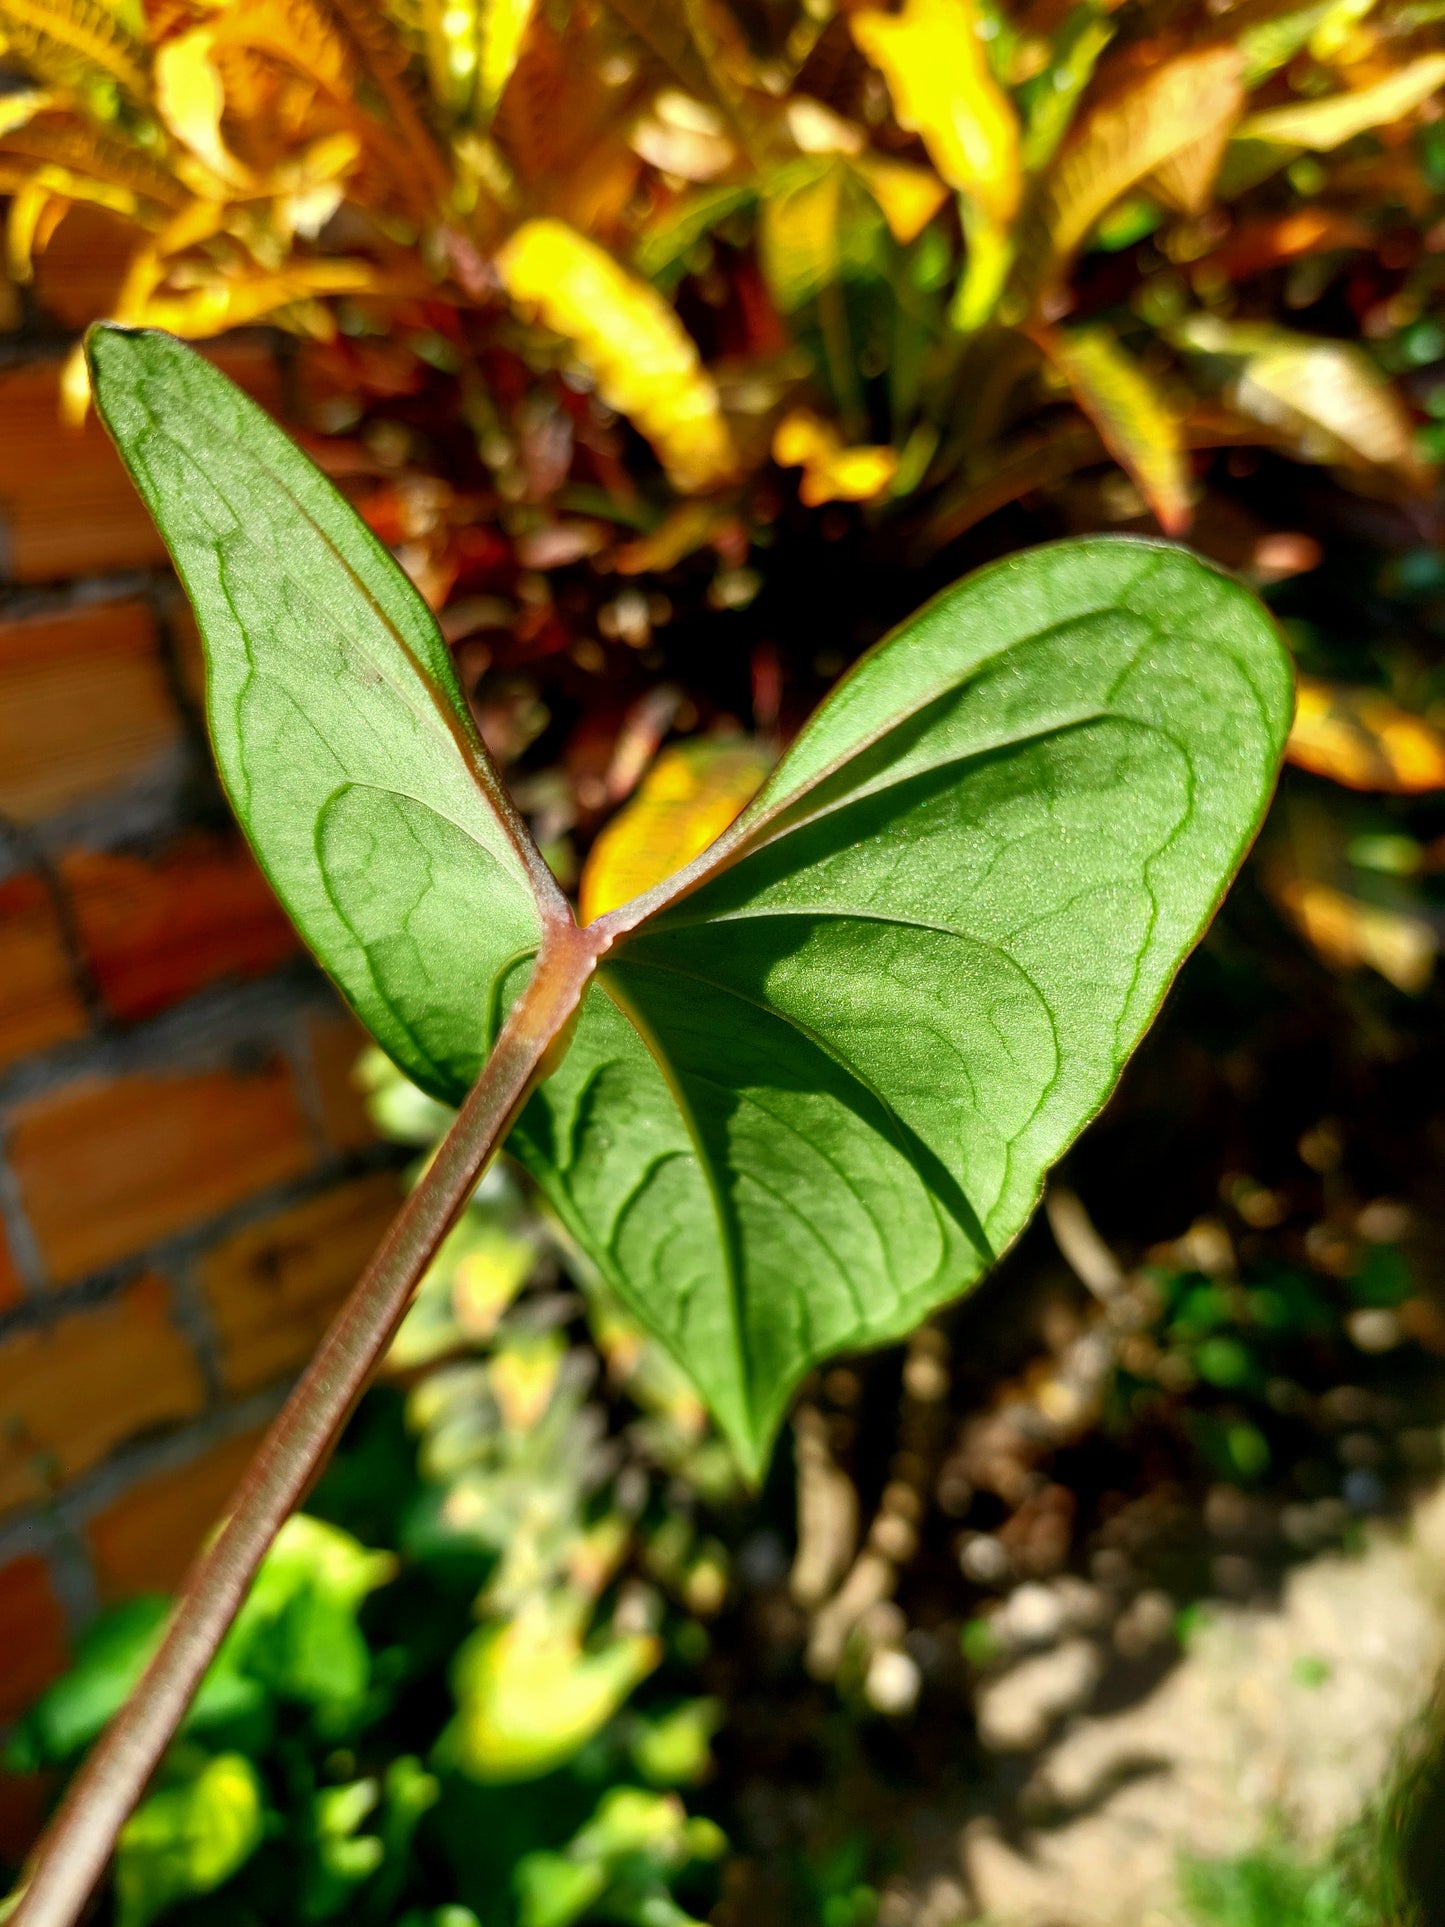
[1174,316,1428,481]
[1240,51,1445,150]
[1040,323,1191,534]
[851,0,1021,222]
[496,218,738,493]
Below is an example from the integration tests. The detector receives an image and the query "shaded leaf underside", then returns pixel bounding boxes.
[514,542,1291,1469]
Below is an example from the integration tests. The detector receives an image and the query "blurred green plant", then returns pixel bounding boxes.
[1181,1848,1381,1927]
[1107,1234,1425,1489]
[7,1103,739,1927]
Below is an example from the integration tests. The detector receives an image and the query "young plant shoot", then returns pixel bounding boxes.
[8,325,1292,1927]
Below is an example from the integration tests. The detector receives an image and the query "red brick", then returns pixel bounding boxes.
[0,1225,21,1311]
[63,836,297,1024]
[0,1277,205,1516]
[201,1174,401,1394]
[0,344,281,583]
[0,602,179,824]
[0,1556,69,1720]
[307,1012,379,1153]
[9,1062,315,1286]
[86,1426,265,1603]
[0,872,87,1070]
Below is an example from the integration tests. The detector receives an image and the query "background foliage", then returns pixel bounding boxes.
[5,0,1445,1919]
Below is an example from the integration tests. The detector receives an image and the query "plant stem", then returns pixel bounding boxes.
[9,928,601,1927]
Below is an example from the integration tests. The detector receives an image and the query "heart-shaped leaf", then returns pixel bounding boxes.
[527,539,1291,1471]
[91,327,1292,1480]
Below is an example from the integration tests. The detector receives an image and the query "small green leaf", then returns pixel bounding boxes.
[115,1752,265,1927]
[9,1599,263,1769]
[225,1516,396,1730]
[446,1594,659,1781]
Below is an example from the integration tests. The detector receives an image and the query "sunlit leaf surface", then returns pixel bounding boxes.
[496,218,738,493]
[851,0,1021,222]
[1240,52,1445,150]
[1042,324,1191,534]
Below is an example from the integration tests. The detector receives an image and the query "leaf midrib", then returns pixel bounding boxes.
[605,946,996,1323]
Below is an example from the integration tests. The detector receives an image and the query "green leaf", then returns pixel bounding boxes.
[90,331,1291,1481]
[85,323,550,1106]
[115,1752,265,1927]
[226,1515,396,1728]
[446,1594,659,1781]
[8,1598,264,1770]
[519,539,1290,1473]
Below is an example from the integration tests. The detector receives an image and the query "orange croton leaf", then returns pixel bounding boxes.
[1288,678,1445,793]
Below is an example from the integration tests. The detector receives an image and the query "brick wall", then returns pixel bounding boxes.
[0,288,403,1764]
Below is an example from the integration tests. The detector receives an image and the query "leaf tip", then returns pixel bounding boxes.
[85,320,157,416]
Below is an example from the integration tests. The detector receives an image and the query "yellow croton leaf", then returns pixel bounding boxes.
[496,217,737,494]
[423,0,538,120]
[580,737,775,924]
[850,0,1021,225]
[135,260,380,336]
[1032,45,1244,282]
[0,0,151,102]
[1288,677,1445,792]
[772,407,900,507]
[478,0,538,111]
[0,85,50,139]
[1276,875,1435,993]
[1174,316,1425,481]
[850,152,950,243]
[1240,51,1445,152]
[154,26,252,186]
[6,175,56,281]
[1146,122,1237,217]
[1041,324,1191,535]
[208,0,353,98]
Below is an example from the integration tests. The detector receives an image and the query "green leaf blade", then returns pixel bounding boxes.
[526,539,1292,1474]
[85,333,1289,1484]
[87,325,547,1101]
